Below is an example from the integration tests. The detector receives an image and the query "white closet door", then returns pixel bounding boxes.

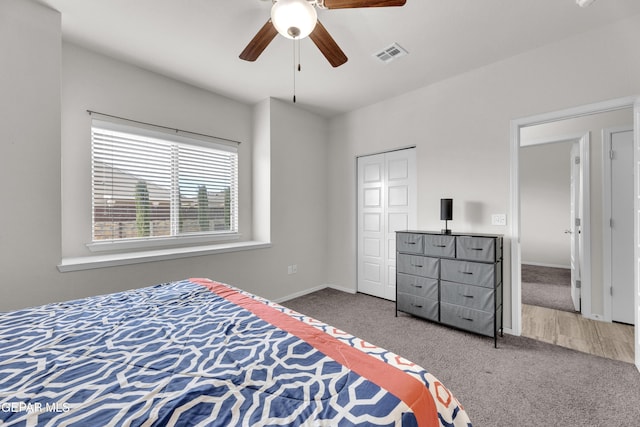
[357,149,416,300]
[611,129,634,324]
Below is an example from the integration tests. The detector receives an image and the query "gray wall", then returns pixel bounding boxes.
[1,0,62,309]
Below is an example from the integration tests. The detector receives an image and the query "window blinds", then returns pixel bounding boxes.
[91,119,238,242]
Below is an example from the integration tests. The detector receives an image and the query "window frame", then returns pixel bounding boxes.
[88,117,240,253]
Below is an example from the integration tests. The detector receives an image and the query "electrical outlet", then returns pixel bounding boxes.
[287,265,298,275]
[491,214,507,226]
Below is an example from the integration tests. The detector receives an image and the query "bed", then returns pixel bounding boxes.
[0,278,471,426]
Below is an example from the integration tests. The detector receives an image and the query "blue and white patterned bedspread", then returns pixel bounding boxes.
[0,279,471,426]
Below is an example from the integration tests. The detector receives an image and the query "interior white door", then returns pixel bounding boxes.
[569,142,581,312]
[611,129,634,325]
[357,149,416,301]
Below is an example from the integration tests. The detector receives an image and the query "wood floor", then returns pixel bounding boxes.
[522,303,635,364]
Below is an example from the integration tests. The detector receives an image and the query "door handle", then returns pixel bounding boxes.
[564,229,573,234]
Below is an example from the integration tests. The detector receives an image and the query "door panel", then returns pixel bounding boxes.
[383,150,416,300]
[363,238,380,257]
[388,186,408,206]
[358,155,385,298]
[364,188,381,207]
[363,213,381,232]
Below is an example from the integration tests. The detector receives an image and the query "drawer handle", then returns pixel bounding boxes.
[412,284,423,289]
[470,248,484,251]
[460,316,474,322]
[411,303,423,308]
[461,294,474,298]
[433,244,446,248]
[412,264,424,268]
[405,241,416,245]
[459,271,473,275]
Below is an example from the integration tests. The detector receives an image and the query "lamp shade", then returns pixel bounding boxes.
[440,198,453,221]
[271,0,318,39]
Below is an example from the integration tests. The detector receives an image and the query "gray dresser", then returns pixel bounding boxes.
[396,231,503,347]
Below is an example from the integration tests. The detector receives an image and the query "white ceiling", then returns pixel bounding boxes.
[38,0,640,117]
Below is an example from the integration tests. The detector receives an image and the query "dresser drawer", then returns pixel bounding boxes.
[397,254,439,279]
[396,233,424,254]
[397,293,439,322]
[423,234,456,258]
[441,259,500,288]
[441,280,495,312]
[456,236,496,262]
[397,273,438,300]
[440,302,494,336]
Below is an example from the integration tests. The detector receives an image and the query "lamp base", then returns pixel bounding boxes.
[441,219,451,234]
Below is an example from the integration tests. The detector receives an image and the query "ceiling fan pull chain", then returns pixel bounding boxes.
[292,38,297,103]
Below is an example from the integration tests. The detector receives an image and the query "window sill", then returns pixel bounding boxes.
[57,241,271,272]
[87,232,241,253]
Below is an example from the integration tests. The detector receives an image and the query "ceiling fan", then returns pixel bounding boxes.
[239,0,407,68]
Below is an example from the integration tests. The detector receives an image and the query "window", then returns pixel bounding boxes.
[90,118,238,249]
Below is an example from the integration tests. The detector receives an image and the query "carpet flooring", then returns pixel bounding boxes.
[283,288,640,426]
[521,264,576,313]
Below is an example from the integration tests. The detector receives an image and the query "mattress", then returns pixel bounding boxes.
[0,278,471,426]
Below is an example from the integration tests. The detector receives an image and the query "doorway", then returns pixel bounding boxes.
[519,137,585,315]
[509,97,640,370]
[356,147,416,301]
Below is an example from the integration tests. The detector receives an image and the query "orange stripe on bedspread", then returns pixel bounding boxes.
[190,278,439,427]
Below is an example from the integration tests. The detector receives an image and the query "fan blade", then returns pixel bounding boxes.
[322,0,406,9]
[239,20,278,62]
[309,20,348,67]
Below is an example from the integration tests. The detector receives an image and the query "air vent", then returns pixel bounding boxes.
[373,43,408,63]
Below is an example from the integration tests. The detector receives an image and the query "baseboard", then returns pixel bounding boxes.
[274,283,356,304]
[502,327,516,336]
[273,285,326,303]
[327,284,357,294]
[521,261,571,269]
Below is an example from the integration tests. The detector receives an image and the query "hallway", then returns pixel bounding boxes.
[522,303,634,364]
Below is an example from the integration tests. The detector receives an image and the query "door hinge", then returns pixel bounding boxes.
[576,280,581,289]
[575,218,581,227]
[610,150,615,160]
[575,156,580,165]
[610,286,613,296]
[610,218,613,228]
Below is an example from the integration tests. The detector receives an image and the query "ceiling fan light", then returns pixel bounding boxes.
[271,0,318,40]
[576,0,597,7]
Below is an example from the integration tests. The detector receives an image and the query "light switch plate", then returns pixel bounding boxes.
[491,214,507,226]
